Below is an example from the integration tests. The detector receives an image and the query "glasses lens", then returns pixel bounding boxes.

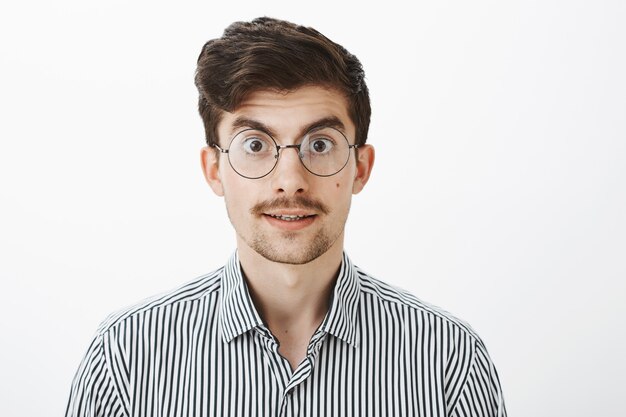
[299,127,350,176]
[228,129,277,178]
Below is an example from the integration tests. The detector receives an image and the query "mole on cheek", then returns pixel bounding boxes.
[336,183,340,188]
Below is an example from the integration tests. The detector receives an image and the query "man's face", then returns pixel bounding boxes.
[201,86,374,265]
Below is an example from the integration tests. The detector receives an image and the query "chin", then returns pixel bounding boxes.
[251,234,334,265]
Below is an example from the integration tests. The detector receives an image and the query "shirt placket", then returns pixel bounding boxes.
[254,327,328,416]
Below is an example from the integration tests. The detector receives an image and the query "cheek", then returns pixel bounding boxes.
[334,172,354,189]
[335,170,354,189]
[221,176,258,210]
[329,180,354,208]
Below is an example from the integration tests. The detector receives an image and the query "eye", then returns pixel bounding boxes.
[309,138,334,155]
[242,136,270,154]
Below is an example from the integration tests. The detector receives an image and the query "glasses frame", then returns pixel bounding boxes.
[212,127,359,179]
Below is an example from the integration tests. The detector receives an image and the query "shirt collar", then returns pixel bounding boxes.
[318,252,361,347]
[219,252,264,343]
[219,251,361,348]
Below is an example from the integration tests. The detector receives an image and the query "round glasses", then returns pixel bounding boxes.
[213,127,359,179]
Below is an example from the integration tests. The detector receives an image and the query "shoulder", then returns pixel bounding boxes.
[355,265,485,345]
[95,266,224,336]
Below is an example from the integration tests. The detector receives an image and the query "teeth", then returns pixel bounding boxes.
[269,214,310,221]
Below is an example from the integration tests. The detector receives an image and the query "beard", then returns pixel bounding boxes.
[248,227,337,265]
[226,194,346,265]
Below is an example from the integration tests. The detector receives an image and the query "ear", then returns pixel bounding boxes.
[200,146,224,196]
[352,144,375,194]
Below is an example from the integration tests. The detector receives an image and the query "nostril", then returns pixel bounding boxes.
[277,187,304,192]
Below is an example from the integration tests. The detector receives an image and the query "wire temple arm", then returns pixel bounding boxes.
[212,143,229,154]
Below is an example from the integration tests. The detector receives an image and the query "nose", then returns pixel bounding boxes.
[269,146,309,195]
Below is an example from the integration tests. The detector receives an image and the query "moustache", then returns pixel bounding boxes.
[250,196,330,215]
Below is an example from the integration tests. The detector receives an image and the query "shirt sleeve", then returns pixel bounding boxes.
[450,340,507,417]
[65,332,127,417]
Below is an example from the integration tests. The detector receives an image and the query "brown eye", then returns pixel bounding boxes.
[309,138,333,155]
[242,137,268,154]
[313,140,327,153]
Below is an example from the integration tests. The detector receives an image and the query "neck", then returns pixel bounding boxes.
[236,237,344,332]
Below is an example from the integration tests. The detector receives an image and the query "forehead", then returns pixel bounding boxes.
[217,86,354,140]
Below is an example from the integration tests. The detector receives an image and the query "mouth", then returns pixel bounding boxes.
[262,211,318,231]
[252,197,327,231]
[265,214,316,222]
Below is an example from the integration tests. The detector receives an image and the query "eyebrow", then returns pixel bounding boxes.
[230,116,346,140]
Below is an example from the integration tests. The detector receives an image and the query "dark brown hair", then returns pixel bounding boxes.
[194,17,371,147]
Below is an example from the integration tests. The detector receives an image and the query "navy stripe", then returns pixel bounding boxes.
[66,252,506,416]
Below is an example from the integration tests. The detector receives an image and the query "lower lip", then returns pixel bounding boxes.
[263,214,317,231]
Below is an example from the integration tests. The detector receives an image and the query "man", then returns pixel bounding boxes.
[66,17,506,416]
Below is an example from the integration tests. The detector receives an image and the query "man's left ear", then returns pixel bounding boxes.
[352,144,375,194]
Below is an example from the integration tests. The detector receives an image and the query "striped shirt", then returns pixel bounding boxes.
[66,252,507,416]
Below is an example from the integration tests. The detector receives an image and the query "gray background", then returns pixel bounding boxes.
[1,1,624,415]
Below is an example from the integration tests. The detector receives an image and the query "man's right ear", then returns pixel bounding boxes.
[200,146,224,196]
